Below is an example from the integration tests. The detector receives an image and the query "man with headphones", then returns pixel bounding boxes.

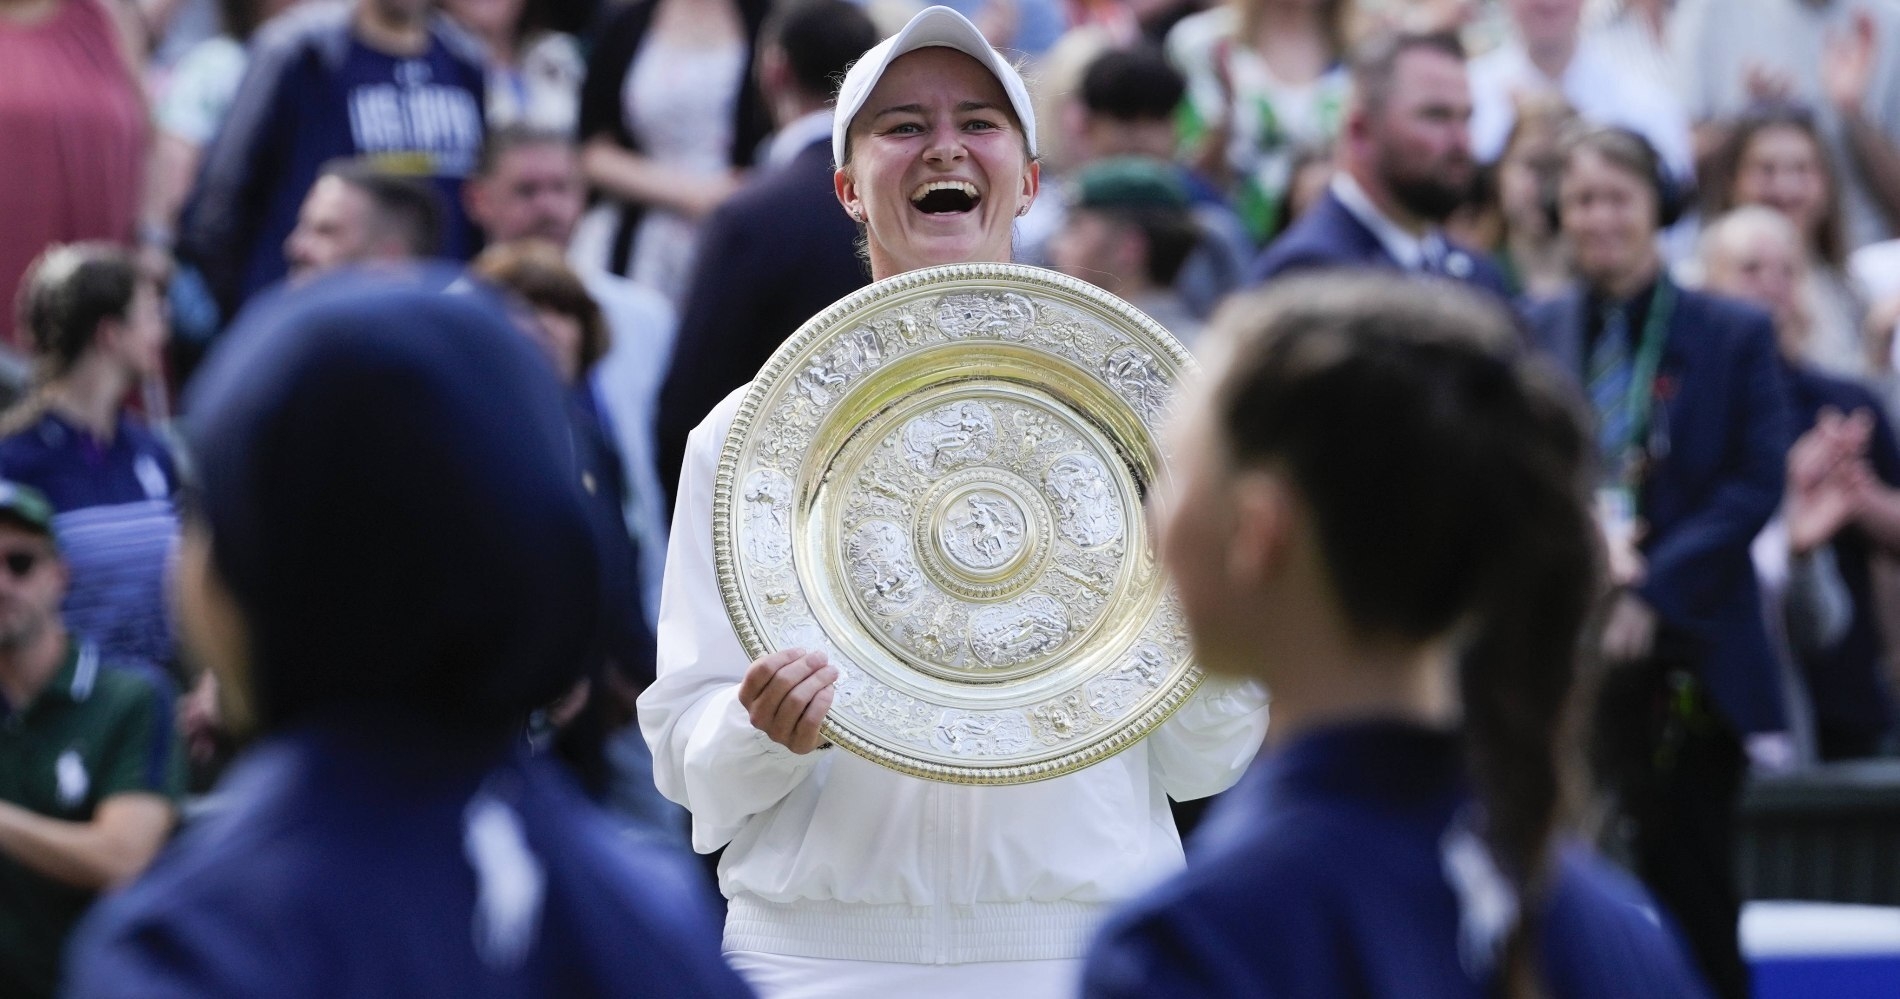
[1528,125,1791,999]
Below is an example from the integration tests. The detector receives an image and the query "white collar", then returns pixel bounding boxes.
[1330,173,1441,272]
[764,111,836,169]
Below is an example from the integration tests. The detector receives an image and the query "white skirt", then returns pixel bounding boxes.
[725,951,1084,999]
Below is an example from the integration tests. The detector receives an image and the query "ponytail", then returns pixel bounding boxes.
[1211,275,1601,998]
[1,243,144,436]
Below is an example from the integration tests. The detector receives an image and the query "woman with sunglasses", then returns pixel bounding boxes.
[637,9,1268,997]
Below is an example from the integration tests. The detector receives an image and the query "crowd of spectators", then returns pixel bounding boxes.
[4,0,1900,995]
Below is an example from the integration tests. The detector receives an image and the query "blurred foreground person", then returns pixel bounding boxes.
[470,240,688,847]
[0,483,181,999]
[1082,274,1711,998]
[1529,127,1789,999]
[63,270,751,998]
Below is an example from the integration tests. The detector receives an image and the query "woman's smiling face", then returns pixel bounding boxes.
[835,47,1039,280]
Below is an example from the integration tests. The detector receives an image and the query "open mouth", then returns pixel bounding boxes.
[911,180,980,215]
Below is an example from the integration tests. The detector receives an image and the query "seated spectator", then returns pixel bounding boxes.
[0,481,182,999]
[1527,126,1789,999]
[1165,0,1353,243]
[1251,31,1511,298]
[63,270,751,998]
[179,0,486,321]
[1469,0,1692,178]
[1702,105,1872,381]
[284,160,445,283]
[1676,0,1900,249]
[1080,274,1711,998]
[0,245,181,693]
[442,0,583,132]
[1049,158,1207,348]
[1702,205,1900,761]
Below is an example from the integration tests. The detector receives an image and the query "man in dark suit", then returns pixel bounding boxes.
[654,0,877,510]
[1528,127,1788,999]
[1250,32,1510,299]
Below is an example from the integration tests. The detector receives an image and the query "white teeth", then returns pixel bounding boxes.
[910,180,979,202]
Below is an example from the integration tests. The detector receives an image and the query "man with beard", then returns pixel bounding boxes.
[0,483,182,998]
[1249,32,1510,300]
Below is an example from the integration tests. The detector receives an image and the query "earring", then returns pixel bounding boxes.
[850,208,864,223]
[1016,205,1029,218]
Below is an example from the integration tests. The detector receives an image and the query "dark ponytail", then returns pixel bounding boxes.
[3,243,143,436]
[1209,274,1602,998]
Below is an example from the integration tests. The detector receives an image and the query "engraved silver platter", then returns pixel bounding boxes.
[714,263,1201,785]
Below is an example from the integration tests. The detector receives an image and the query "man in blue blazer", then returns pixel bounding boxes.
[1528,127,1787,999]
[1250,32,1510,299]
[655,0,877,510]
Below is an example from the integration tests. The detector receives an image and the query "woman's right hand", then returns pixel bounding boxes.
[738,648,837,754]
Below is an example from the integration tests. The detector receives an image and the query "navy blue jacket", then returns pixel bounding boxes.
[654,136,869,508]
[1081,722,1712,998]
[1249,188,1511,299]
[179,6,487,318]
[1527,280,1790,734]
[65,719,752,998]
[1784,364,1900,745]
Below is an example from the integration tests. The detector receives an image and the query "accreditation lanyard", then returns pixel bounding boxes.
[1600,280,1677,520]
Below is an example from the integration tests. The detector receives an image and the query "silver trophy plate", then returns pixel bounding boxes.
[714,263,1202,784]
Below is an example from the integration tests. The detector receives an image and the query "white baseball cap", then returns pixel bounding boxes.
[831,5,1038,168]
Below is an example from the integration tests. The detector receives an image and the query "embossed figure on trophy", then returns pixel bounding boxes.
[1100,346,1166,418]
[903,402,995,473]
[1045,454,1124,548]
[1031,693,1092,742]
[969,595,1070,666]
[796,355,850,407]
[933,713,999,754]
[743,470,794,568]
[848,520,925,611]
[937,292,1036,340]
[945,491,1024,569]
[1014,410,1057,458]
[848,328,885,369]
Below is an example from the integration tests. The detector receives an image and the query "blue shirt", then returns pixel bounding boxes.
[64,717,752,998]
[1081,721,1713,998]
[182,6,486,316]
[0,412,178,686]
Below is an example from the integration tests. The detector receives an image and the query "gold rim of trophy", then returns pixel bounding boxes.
[714,262,1204,785]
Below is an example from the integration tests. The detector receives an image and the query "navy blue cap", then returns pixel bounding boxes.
[183,266,599,732]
